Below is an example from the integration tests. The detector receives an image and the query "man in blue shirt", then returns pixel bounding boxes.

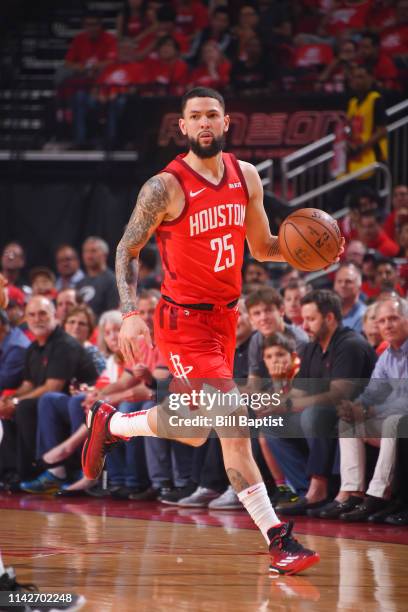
[334,263,366,333]
[0,310,30,391]
[317,296,408,521]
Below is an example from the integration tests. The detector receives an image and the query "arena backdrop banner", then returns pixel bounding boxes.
[124,93,348,164]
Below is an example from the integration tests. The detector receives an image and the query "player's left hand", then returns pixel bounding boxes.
[324,236,345,269]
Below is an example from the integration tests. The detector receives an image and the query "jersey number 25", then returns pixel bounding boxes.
[210,233,235,272]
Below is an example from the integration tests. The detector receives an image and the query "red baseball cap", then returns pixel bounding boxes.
[7,285,25,307]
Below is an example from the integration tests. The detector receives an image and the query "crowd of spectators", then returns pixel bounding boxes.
[53,0,408,147]
[0,180,407,526]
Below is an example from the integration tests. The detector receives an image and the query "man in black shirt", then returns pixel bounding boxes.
[77,236,119,317]
[0,296,97,480]
[274,290,376,515]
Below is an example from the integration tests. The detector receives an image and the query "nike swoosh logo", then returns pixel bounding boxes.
[189,188,206,197]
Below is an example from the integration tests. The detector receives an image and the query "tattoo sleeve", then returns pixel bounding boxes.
[226,468,250,493]
[115,175,169,313]
[266,236,282,260]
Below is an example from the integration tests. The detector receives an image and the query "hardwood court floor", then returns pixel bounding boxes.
[1,495,407,611]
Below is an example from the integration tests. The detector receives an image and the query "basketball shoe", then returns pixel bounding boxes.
[268,521,320,575]
[82,401,119,480]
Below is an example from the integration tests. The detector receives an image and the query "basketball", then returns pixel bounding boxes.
[278,208,342,272]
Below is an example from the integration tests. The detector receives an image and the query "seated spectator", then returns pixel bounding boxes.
[77,237,119,317]
[231,4,260,61]
[116,0,146,40]
[0,310,30,392]
[316,38,357,92]
[362,302,388,354]
[276,290,376,516]
[63,305,106,375]
[0,296,97,482]
[245,287,308,388]
[173,0,209,39]
[383,184,408,241]
[358,30,399,89]
[61,13,117,87]
[55,245,85,291]
[317,297,408,521]
[55,288,79,324]
[397,218,408,257]
[258,332,307,504]
[334,263,366,332]
[5,286,26,329]
[282,280,307,327]
[138,245,161,291]
[187,7,235,66]
[144,36,189,96]
[72,39,145,148]
[362,257,405,299]
[1,243,28,293]
[339,187,380,241]
[29,267,57,301]
[344,239,367,267]
[243,260,271,287]
[129,5,190,61]
[357,212,400,257]
[189,41,231,90]
[230,35,271,95]
[20,309,150,495]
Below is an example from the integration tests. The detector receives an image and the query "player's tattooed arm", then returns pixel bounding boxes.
[116,175,169,313]
[226,468,250,493]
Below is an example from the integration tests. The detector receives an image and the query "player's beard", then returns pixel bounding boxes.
[188,134,225,159]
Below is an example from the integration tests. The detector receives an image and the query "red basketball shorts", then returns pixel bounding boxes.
[154,298,239,389]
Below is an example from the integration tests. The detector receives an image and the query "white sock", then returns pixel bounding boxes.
[48,466,66,479]
[109,409,157,439]
[0,552,5,575]
[237,482,281,544]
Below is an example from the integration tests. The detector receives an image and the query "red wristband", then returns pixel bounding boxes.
[122,309,140,320]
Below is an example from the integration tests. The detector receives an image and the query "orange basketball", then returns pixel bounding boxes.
[278,208,341,272]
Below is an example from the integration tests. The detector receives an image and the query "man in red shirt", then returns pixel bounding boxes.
[358,31,399,89]
[65,13,117,79]
[82,87,337,576]
[362,257,405,298]
[357,211,400,256]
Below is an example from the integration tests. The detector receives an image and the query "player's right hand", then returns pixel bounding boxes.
[119,315,153,365]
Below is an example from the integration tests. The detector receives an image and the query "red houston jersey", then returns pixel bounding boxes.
[156,152,249,305]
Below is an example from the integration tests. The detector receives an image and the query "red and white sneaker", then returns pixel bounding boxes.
[268,521,320,575]
[82,400,119,480]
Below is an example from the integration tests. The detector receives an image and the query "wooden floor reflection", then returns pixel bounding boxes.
[1,507,407,611]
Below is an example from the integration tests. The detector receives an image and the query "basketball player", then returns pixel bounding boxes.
[83,87,338,574]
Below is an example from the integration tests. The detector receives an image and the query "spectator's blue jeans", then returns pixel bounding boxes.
[143,399,194,488]
[105,401,150,489]
[300,405,339,478]
[36,392,86,458]
[72,90,127,145]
